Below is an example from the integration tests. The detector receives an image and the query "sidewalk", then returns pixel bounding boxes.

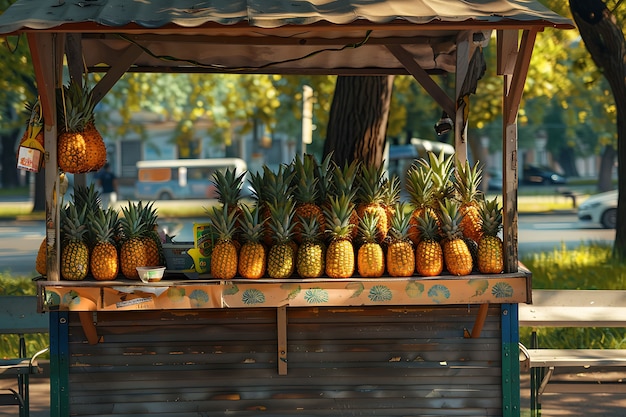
[3,368,625,417]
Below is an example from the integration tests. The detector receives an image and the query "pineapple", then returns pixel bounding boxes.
[415,211,444,277]
[454,159,484,242]
[119,202,152,279]
[212,167,246,239]
[381,175,401,233]
[138,201,165,267]
[405,165,436,245]
[356,163,388,243]
[89,208,120,281]
[35,238,47,276]
[57,82,106,174]
[439,199,473,276]
[477,197,504,274]
[292,154,324,244]
[418,150,454,216]
[324,194,355,278]
[257,165,295,246]
[267,199,297,279]
[357,212,385,278]
[386,202,415,277]
[60,203,90,281]
[238,204,267,279]
[72,183,102,248]
[296,215,326,278]
[206,204,239,279]
[329,160,360,241]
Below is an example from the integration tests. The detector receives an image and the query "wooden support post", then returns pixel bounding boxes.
[470,303,489,338]
[277,306,287,375]
[78,312,101,345]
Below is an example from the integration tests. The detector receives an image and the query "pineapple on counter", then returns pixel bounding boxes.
[296,216,326,278]
[406,165,436,245]
[212,167,246,241]
[454,159,484,243]
[119,202,160,279]
[206,204,239,279]
[381,176,401,234]
[357,212,385,278]
[292,154,324,244]
[329,160,360,241]
[267,199,297,279]
[477,197,504,274]
[89,208,120,281]
[238,204,267,279]
[415,211,444,277]
[60,203,90,281]
[57,82,107,174]
[386,202,415,277]
[324,195,356,278]
[356,163,388,243]
[439,199,473,276]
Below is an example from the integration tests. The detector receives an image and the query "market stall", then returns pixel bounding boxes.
[0,1,572,415]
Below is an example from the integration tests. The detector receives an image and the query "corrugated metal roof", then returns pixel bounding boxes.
[0,0,573,33]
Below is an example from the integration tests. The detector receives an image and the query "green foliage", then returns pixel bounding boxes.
[520,242,626,349]
[0,273,37,295]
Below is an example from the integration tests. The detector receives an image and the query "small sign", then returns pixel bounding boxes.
[17,146,43,172]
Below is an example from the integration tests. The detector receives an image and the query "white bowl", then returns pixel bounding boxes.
[136,266,166,283]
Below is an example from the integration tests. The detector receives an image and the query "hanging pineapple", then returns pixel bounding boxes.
[267,199,297,279]
[35,238,47,276]
[454,159,484,242]
[238,204,267,279]
[324,194,355,278]
[415,211,444,277]
[439,199,473,276]
[206,204,239,279]
[357,212,385,278]
[60,203,90,281]
[89,208,120,281]
[296,215,326,278]
[477,197,504,274]
[386,202,415,277]
[57,82,106,174]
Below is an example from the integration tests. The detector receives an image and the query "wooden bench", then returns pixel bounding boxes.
[0,296,49,417]
[519,289,626,417]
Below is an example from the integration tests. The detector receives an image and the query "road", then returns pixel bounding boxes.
[0,213,615,278]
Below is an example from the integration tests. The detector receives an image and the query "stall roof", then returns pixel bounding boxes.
[0,0,573,75]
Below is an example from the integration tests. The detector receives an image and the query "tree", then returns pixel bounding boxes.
[323,76,394,167]
[568,0,626,259]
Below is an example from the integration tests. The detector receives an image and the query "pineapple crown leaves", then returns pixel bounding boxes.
[419,150,454,199]
[438,198,465,240]
[357,211,380,244]
[212,167,245,205]
[137,200,159,231]
[119,201,149,240]
[323,194,355,241]
[480,196,503,236]
[453,159,483,203]
[315,152,334,204]
[248,170,266,203]
[298,214,323,243]
[267,199,296,244]
[71,183,102,216]
[405,164,434,208]
[382,175,401,207]
[263,164,296,206]
[331,159,360,200]
[206,203,238,242]
[291,154,319,204]
[23,98,43,126]
[388,202,413,242]
[88,207,119,244]
[57,81,96,133]
[356,162,385,204]
[416,210,441,242]
[61,202,89,243]
[240,203,266,243]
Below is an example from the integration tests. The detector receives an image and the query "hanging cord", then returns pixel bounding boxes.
[3,34,20,53]
[116,30,372,72]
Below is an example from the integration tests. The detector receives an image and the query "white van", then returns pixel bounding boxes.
[134,158,248,200]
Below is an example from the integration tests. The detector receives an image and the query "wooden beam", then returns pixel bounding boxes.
[277,306,288,375]
[91,43,143,105]
[385,44,455,118]
[504,29,538,125]
[65,34,84,85]
[454,32,470,163]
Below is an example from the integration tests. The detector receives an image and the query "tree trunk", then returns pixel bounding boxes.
[598,145,616,192]
[569,0,626,259]
[323,76,394,168]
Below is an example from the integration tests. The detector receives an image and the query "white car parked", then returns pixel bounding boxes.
[578,190,618,229]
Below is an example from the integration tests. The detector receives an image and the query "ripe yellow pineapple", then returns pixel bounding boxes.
[35,237,47,276]
[415,211,444,277]
[206,204,239,279]
[292,154,324,244]
[324,194,355,278]
[60,203,90,280]
[57,82,106,173]
[119,202,152,279]
[138,201,165,267]
[356,163,388,243]
[238,204,267,279]
[405,164,436,245]
[357,212,385,278]
[296,215,326,278]
[267,199,297,279]
[89,208,120,281]
[439,199,473,276]
[454,159,484,242]
[477,197,504,274]
[386,202,415,277]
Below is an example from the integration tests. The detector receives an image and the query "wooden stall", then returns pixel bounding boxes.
[0,1,572,415]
